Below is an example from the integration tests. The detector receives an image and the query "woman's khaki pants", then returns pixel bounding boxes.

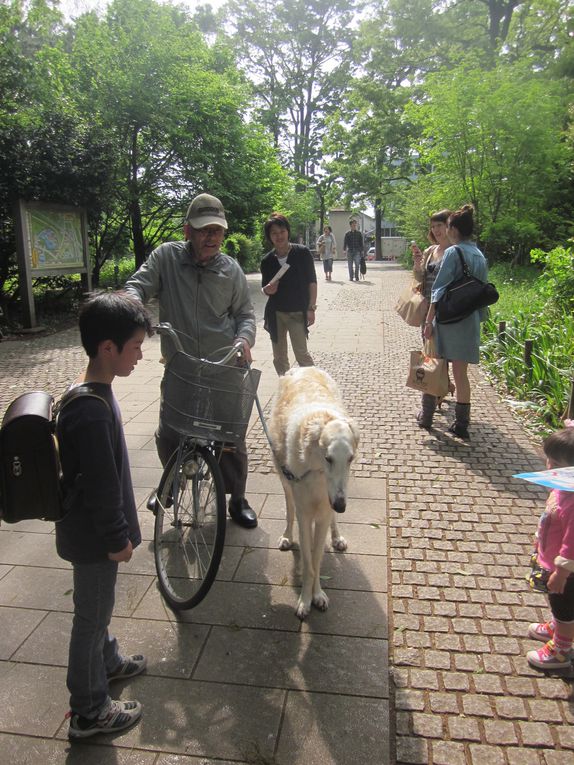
[272,310,314,376]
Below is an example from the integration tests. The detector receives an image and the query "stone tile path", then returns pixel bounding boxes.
[0,260,571,765]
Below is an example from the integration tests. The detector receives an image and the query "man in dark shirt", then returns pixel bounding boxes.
[343,219,364,281]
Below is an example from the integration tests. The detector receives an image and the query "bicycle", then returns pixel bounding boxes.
[149,323,261,611]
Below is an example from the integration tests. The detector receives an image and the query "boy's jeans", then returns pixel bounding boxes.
[68,559,122,718]
[347,250,362,280]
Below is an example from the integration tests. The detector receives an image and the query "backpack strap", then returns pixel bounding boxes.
[55,384,111,419]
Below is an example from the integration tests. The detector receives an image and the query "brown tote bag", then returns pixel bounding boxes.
[395,284,428,327]
[406,343,449,398]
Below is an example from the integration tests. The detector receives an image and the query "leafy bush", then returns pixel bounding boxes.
[481,261,574,435]
[222,233,263,273]
[99,257,137,289]
[530,243,574,313]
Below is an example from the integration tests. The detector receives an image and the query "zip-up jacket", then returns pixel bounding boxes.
[124,241,256,361]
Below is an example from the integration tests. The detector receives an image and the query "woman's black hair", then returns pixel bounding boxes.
[264,213,290,242]
[448,204,474,238]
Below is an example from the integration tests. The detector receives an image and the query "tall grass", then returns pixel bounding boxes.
[481,264,574,436]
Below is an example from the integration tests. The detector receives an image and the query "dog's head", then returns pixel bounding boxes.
[315,417,360,513]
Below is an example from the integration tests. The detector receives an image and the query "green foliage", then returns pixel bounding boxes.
[530,243,574,312]
[481,262,574,435]
[222,233,262,273]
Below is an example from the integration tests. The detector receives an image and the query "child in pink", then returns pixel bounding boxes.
[527,424,574,670]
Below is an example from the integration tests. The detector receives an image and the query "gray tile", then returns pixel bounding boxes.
[276,691,390,765]
[260,494,387,525]
[0,607,47,659]
[56,674,285,760]
[0,567,153,616]
[12,611,71,665]
[347,477,387,499]
[131,466,164,489]
[108,616,210,679]
[0,530,69,569]
[299,589,388,638]
[234,548,387,592]
[133,580,300,632]
[0,663,68,736]
[128,450,163,469]
[245,472,283,494]
[0,732,158,765]
[0,519,54,534]
[157,755,238,765]
[0,563,13,580]
[194,626,388,698]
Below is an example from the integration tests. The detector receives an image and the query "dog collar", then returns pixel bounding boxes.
[280,465,320,483]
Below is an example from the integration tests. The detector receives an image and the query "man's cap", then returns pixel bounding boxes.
[185,193,228,230]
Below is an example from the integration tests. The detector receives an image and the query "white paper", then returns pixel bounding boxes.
[268,263,290,285]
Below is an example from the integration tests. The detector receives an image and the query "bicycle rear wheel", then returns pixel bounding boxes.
[154,444,226,610]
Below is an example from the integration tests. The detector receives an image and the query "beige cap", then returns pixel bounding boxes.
[185,193,228,229]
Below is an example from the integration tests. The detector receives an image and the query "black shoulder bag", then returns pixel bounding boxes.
[435,247,499,325]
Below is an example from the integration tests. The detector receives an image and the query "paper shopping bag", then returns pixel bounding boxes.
[395,285,428,327]
[406,349,449,398]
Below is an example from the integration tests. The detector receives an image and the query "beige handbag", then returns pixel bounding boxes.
[395,284,429,327]
[406,345,449,398]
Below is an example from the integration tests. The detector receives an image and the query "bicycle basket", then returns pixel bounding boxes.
[161,351,261,444]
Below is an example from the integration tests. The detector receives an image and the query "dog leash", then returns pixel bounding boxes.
[251,377,318,484]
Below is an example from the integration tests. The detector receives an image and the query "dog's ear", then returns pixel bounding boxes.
[348,419,360,449]
[300,414,327,459]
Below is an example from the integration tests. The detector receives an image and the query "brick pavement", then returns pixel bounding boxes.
[0,260,572,765]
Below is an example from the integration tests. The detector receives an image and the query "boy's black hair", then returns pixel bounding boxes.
[79,291,153,358]
[543,427,574,467]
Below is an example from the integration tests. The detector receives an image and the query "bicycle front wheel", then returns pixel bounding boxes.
[154,444,226,610]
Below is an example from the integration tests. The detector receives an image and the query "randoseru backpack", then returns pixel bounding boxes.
[0,385,109,524]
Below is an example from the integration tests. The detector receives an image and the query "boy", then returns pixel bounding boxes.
[56,291,152,739]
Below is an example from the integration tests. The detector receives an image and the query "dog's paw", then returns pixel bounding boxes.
[278,536,293,551]
[295,598,311,620]
[331,535,348,552]
[312,590,329,611]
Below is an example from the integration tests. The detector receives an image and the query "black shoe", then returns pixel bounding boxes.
[448,422,469,439]
[228,498,258,528]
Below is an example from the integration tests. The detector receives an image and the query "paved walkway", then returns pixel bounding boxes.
[0,260,570,765]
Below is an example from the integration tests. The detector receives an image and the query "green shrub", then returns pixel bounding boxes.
[222,233,263,273]
[530,243,574,313]
[99,257,137,288]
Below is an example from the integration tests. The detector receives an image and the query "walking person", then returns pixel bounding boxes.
[422,205,489,439]
[261,212,317,376]
[57,292,153,738]
[526,424,574,670]
[125,192,258,529]
[343,218,364,281]
[412,209,455,428]
[317,225,337,281]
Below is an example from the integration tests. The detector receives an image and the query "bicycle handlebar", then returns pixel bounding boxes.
[153,323,244,365]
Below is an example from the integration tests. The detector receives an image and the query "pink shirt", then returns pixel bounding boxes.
[536,489,574,573]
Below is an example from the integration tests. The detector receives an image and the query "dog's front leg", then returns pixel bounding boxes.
[311,512,332,612]
[295,511,315,620]
[278,479,296,551]
[330,515,348,552]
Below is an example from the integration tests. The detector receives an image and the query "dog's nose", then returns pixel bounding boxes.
[332,496,346,514]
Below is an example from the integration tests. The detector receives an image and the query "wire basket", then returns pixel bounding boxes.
[161,351,261,444]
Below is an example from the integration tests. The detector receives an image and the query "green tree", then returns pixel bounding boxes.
[404,61,571,258]
[225,0,358,180]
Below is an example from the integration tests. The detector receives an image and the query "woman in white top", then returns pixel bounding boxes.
[316,225,337,281]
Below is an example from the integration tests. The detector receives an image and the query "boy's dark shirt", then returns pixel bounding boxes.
[55,383,141,564]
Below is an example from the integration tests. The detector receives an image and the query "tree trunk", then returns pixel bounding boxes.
[375,198,383,260]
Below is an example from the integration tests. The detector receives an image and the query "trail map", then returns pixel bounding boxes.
[27,208,84,271]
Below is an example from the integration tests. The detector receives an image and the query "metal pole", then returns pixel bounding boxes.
[524,340,533,382]
[498,321,506,345]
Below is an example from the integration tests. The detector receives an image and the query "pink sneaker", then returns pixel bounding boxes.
[528,621,554,643]
[527,639,571,670]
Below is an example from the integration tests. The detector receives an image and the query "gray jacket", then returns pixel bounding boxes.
[125,240,256,360]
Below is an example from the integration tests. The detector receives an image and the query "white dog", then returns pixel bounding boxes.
[269,367,360,620]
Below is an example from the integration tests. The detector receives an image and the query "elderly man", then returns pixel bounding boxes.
[124,193,258,528]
